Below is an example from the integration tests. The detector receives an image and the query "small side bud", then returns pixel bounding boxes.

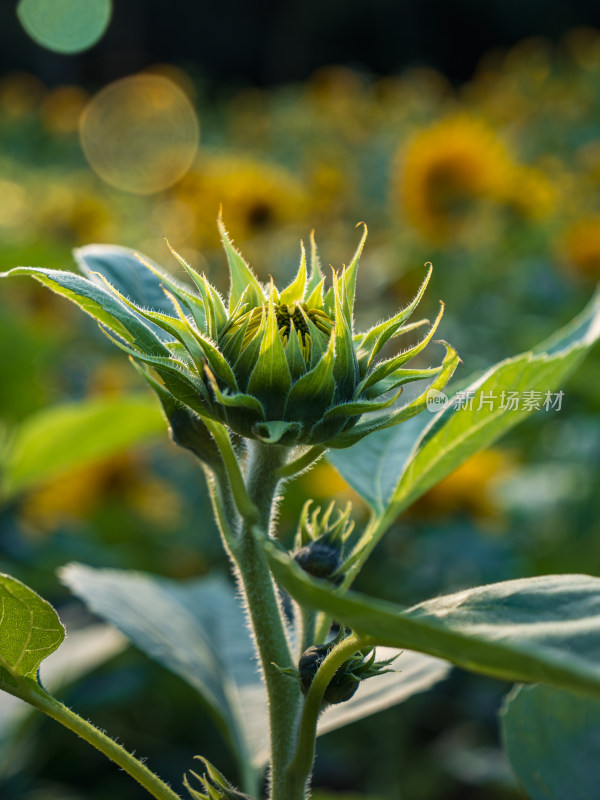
[293,541,340,579]
[293,500,355,584]
[297,634,399,706]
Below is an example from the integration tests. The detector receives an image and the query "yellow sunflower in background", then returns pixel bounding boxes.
[502,163,555,220]
[409,448,518,521]
[395,114,522,242]
[559,215,600,279]
[173,153,309,248]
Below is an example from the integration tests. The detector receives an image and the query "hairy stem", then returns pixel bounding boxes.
[239,442,300,798]
[234,525,300,798]
[297,605,316,658]
[244,440,289,532]
[283,633,367,799]
[20,682,183,800]
[206,438,300,799]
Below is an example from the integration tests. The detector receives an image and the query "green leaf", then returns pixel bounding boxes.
[386,291,600,525]
[327,416,429,511]
[1,394,166,499]
[74,244,179,317]
[61,564,450,772]
[330,342,460,449]
[318,647,450,739]
[356,301,445,395]
[332,272,359,402]
[329,291,600,517]
[1,267,169,356]
[266,547,600,699]
[501,684,600,800]
[285,325,308,381]
[0,573,65,694]
[61,564,258,773]
[305,230,324,301]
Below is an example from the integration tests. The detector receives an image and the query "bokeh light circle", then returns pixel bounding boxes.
[17,0,112,54]
[79,75,200,195]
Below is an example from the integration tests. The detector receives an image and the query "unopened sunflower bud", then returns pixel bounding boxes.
[297,635,398,706]
[294,541,341,580]
[293,500,354,584]
[3,218,459,451]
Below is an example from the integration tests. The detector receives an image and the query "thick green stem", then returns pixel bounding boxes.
[244,440,289,532]
[297,605,316,658]
[234,525,300,798]
[237,441,300,799]
[206,438,300,799]
[20,682,183,800]
[282,633,367,799]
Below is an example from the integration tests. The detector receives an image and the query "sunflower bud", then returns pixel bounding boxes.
[297,632,397,706]
[293,500,354,584]
[2,216,459,450]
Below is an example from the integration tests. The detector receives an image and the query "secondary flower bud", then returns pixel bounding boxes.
[294,541,341,579]
[297,636,397,706]
[293,500,354,584]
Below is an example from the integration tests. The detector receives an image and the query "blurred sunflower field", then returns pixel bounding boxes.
[1,16,600,800]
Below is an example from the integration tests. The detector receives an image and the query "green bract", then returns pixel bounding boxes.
[1,218,459,449]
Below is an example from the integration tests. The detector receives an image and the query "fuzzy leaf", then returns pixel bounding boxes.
[305,230,324,299]
[329,292,600,513]
[332,273,359,402]
[330,342,460,448]
[501,684,600,800]
[74,244,179,317]
[284,325,308,381]
[164,242,226,335]
[2,395,165,499]
[0,574,65,695]
[267,548,600,699]
[1,267,168,356]
[340,222,367,325]
[357,301,445,395]
[363,365,443,400]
